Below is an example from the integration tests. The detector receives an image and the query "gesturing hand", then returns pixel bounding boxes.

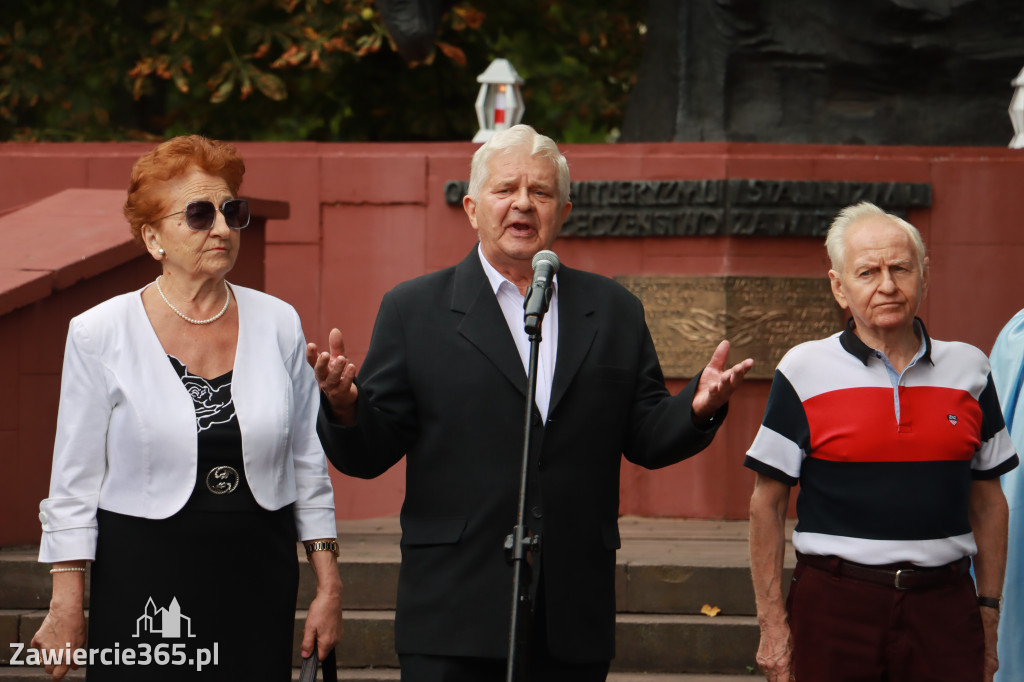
[692,340,754,422]
[306,328,358,425]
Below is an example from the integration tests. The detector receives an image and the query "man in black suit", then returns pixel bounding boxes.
[308,124,753,681]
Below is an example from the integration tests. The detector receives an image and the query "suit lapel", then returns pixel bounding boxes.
[550,266,597,414]
[452,248,528,397]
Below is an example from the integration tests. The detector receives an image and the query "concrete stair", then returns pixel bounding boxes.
[0,516,794,679]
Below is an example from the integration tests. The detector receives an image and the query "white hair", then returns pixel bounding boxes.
[825,201,926,273]
[467,124,570,206]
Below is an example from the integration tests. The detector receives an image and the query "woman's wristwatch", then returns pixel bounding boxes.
[977,595,1001,611]
[304,540,339,558]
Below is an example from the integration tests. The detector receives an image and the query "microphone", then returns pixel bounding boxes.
[524,250,559,335]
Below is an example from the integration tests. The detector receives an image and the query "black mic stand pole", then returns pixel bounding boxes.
[505,286,550,682]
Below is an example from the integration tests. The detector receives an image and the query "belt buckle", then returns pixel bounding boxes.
[206,465,239,495]
[894,568,913,590]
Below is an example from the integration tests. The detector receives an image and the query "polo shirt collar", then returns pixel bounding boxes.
[839,316,933,366]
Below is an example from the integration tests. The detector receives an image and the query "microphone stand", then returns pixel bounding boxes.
[505,284,551,682]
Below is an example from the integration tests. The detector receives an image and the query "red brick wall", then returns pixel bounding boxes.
[2,141,1022,546]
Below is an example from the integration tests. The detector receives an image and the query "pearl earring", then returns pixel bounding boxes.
[158,248,165,256]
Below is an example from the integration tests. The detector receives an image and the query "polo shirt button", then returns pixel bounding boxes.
[38,511,48,524]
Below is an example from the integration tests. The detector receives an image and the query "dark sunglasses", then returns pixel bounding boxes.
[157,199,250,231]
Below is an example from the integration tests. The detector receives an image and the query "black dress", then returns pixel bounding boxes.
[86,356,298,681]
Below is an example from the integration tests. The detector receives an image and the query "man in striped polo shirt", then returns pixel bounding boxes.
[746,201,1018,682]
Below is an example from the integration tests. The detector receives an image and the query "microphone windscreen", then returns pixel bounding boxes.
[532,250,560,273]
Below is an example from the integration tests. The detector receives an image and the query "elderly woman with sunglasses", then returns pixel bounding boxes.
[31,135,342,681]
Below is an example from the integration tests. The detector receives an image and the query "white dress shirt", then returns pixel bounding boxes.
[478,245,558,421]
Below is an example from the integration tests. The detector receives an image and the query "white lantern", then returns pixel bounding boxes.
[1010,65,1024,149]
[473,59,525,143]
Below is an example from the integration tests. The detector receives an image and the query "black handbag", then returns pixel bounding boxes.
[299,643,338,682]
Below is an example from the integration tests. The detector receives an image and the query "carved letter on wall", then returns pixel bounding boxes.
[614,276,845,380]
[444,179,931,238]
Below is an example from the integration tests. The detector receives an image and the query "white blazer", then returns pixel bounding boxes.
[38,284,337,563]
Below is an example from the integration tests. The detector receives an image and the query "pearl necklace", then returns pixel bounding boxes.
[155,276,231,325]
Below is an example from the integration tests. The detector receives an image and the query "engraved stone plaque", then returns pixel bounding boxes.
[444,179,931,238]
[615,276,844,380]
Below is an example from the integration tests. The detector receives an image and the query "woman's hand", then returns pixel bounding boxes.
[302,589,343,660]
[30,568,87,681]
[301,545,344,660]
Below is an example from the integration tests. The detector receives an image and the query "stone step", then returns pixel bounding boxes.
[0,517,794,615]
[1,517,789,677]
[0,551,768,617]
[2,608,759,675]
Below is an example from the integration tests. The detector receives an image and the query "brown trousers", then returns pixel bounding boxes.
[788,559,985,681]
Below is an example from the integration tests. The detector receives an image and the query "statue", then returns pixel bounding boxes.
[620,0,1024,145]
[377,0,1024,145]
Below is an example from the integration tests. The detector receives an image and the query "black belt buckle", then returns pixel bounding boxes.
[894,568,913,590]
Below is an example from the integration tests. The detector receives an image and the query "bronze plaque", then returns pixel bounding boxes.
[615,276,844,380]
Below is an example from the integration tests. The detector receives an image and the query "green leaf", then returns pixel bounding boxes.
[254,71,287,101]
[171,65,190,94]
[210,77,235,103]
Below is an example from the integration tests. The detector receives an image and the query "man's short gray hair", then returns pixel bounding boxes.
[467,124,570,206]
[825,201,926,274]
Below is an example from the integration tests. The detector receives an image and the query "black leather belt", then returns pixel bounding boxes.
[796,551,972,590]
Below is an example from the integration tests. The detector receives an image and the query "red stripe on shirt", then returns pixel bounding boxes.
[803,386,981,463]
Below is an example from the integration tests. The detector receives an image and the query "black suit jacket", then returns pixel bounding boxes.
[318,248,723,662]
